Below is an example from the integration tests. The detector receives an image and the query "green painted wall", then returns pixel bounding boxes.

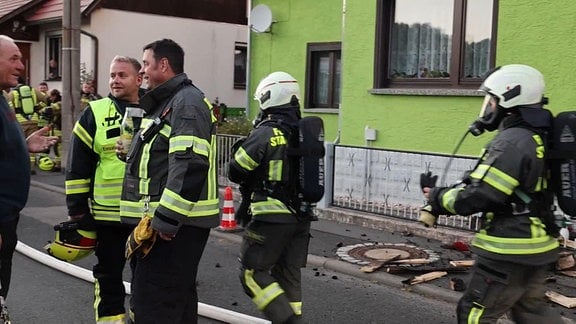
[250,1,576,156]
[250,0,341,141]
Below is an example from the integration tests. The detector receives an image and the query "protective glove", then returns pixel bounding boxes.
[419,204,438,228]
[125,216,157,259]
[420,171,438,192]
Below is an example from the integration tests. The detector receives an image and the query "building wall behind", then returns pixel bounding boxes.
[86,8,248,107]
[249,0,341,142]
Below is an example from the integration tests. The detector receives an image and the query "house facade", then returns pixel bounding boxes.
[0,0,249,109]
[248,1,576,156]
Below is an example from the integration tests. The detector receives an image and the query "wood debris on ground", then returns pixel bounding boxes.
[401,271,447,285]
[546,290,576,308]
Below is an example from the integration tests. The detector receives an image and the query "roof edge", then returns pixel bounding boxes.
[0,0,45,25]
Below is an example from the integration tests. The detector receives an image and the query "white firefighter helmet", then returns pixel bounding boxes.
[472,64,546,135]
[480,64,545,109]
[253,71,300,110]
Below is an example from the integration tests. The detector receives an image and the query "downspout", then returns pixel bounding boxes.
[245,0,253,119]
[334,0,346,144]
[80,29,98,92]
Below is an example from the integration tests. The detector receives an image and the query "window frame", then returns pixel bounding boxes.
[305,42,342,109]
[234,42,247,90]
[373,0,498,90]
[45,33,62,81]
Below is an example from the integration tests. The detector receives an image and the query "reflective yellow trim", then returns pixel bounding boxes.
[235,147,259,171]
[65,178,91,194]
[269,160,283,181]
[290,302,302,315]
[160,188,220,217]
[169,135,209,157]
[251,198,292,216]
[243,269,285,311]
[468,303,484,324]
[472,233,559,254]
[73,123,93,148]
[470,164,519,195]
[440,188,462,214]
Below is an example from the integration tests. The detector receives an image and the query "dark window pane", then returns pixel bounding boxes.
[314,53,330,106]
[333,54,341,106]
[234,44,247,89]
[463,0,493,78]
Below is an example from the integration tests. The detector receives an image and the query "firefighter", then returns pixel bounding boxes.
[7,79,47,173]
[65,55,142,323]
[420,64,562,323]
[119,39,219,323]
[228,71,311,324]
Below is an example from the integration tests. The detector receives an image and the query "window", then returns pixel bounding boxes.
[46,35,62,81]
[374,0,497,89]
[306,42,341,109]
[234,43,247,89]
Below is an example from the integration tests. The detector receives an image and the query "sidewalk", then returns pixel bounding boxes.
[28,170,576,318]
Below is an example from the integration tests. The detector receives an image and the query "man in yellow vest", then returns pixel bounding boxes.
[7,78,47,173]
[65,56,142,323]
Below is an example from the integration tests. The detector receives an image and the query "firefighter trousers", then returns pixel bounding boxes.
[239,220,311,323]
[457,256,563,324]
[130,225,210,324]
[93,223,133,323]
[0,216,18,300]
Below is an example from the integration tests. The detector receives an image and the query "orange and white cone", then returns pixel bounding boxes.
[217,186,242,232]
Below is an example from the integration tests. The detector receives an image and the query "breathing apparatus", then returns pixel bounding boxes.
[420,64,550,226]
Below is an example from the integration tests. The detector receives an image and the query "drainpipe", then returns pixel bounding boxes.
[245,0,253,119]
[334,0,346,145]
[319,0,346,209]
[80,29,98,93]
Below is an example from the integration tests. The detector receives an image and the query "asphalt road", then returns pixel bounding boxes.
[12,179,576,323]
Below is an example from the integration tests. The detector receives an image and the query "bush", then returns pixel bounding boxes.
[217,116,252,136]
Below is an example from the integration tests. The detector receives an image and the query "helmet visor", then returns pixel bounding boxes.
[478,95,496,121]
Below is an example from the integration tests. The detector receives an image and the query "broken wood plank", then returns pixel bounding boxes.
[388,258,431,265]
[360,254,401,273]
[559,270,576,278]
[546,290,576,308]
[402,271,447,285]
[450,260,475,267]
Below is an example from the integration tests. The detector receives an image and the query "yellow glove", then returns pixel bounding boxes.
[419,204,438,228]
[125,216,157,259]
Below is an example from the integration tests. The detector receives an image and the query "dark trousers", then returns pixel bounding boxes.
[131,225,210,324]
[93,223,133,322]
[457,256,563,324]
[239,220,311,323]
[0,216,18,300]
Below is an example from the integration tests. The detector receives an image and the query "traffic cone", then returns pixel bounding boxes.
[217,186,242,232]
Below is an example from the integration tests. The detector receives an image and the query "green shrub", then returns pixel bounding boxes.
[217,116,252,136]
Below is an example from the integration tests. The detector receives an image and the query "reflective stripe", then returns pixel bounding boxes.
[120,200,159,218]
[169,135,210,158]
[268,160,283,181]
[529,217,548,237]
[290,302,302,315]
[472,232,559,254]
[440,188,462,214]
[470,164,519,196]
[66,178,91,194]
[468,303,484,324]
[243,269,285,311]
[160,188,219,217]
[73,123,93,148]
[203,97,218,123]
[251,198,292,216]
[235,147,258,171]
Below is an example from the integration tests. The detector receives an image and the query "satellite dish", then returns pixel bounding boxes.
[250,4,273,33]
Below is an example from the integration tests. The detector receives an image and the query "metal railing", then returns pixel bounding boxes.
[215,135,481,232]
